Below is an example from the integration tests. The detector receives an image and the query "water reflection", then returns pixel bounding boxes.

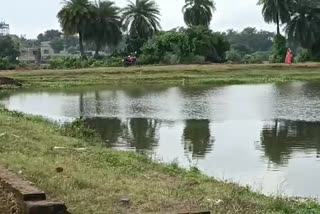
[85,118,160,153]
[182,120,214,158]
[4,83,320,197]
[260,120,320,166]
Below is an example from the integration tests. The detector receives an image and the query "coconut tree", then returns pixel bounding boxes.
[258,0,291,35]
[122,0,161,40]
[87,0,122,57]
[285,0,320,49]
[182,0,216,27]
[57,0,93,56]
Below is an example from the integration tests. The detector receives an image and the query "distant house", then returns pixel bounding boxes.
[19,47,41,63]
[40,41,55,61]
[20,41,72,63]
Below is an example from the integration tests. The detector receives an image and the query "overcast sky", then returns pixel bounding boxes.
[0,0,277,39]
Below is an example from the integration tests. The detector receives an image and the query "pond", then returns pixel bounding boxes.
[1,82,320,198]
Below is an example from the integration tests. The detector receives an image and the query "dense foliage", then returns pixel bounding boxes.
[139,26,230,64]
[224,28,273,63]
[269,34,287,63]
[0,36,19,63]
[0,36,19,70]
[259,0,320,61]
[49,56,122,69]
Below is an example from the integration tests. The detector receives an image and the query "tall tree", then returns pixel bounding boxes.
[37,30,62,42]
[258,0,291,35]
[122,0,161,40]
[0,36,20,62]
[182,0,216,27]
[285,0,320,50]
[57,0,93,56]
[87,0,122,57]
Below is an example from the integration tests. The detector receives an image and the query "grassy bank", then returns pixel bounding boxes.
[1,63,320,88]
[0,107,320,213]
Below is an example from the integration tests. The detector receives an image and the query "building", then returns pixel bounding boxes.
[40,41,55,61]
[0,21,9,36]
[19,47,41,63]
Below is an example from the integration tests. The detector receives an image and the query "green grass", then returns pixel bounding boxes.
[1,63,320,88]
[0,107,320,213]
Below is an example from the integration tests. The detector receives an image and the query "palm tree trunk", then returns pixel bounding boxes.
[276,14,280,35]
[94,43,101,58]
[79,32,84,57]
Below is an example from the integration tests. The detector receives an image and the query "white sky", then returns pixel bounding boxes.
[0,0,277,39]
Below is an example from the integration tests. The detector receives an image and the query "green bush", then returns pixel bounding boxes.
[243,52,266,64]
[140,26,230,65]
[269,35,286,63]
[162,52,180,64]
[60,118,98,142]
[226,49,243,63]
[0,58,15,70]
[49,56,122,69]
[295,49,311,63]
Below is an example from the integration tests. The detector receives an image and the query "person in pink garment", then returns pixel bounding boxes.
[285,48,293,64]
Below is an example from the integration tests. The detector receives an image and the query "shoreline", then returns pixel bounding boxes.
[0,63,320,89]
[0,107,320,213]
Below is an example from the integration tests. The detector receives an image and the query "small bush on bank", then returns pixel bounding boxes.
[243,52,268,64]
[60,118,98,142]
[0,58,15,70]
[295,49,311,63]
[49,56,122,69]
[226,49,243,63]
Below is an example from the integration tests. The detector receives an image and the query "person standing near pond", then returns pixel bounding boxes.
[285,48,293,64]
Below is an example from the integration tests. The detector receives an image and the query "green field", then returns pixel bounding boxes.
[1,63,320,88]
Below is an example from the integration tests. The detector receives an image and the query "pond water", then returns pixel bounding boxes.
[2,82,320,198]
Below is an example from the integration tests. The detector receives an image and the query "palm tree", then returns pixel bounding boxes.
[87,0,122,57]
[285,0,320,49]
[182,0,216,27]
[258,0,291,35]
[57,0,93,56]
[122,0,161,40]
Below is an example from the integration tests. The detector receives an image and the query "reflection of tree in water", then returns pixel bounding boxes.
[85,118,124,147]
[127,118,159,151]
[84,117,160,152]
[182,119,214,158]
[260,120,320,165]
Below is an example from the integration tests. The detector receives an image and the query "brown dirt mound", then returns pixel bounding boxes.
[0,77,22,88]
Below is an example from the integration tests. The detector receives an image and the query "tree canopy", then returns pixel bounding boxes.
[183,0,216,27]
[57,0,93,56]
[122,0,161,40]
[86,0,122,57]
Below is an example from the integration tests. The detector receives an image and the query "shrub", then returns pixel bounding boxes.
[295,49,311,63]
[162,52,180,64]
[49,56,122,69]
[226,49,243,63]
[0,58,15,70]
[60,118,98,142]
[269,35,286,63]
[140,27,230,65]
[243,52,266,64]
